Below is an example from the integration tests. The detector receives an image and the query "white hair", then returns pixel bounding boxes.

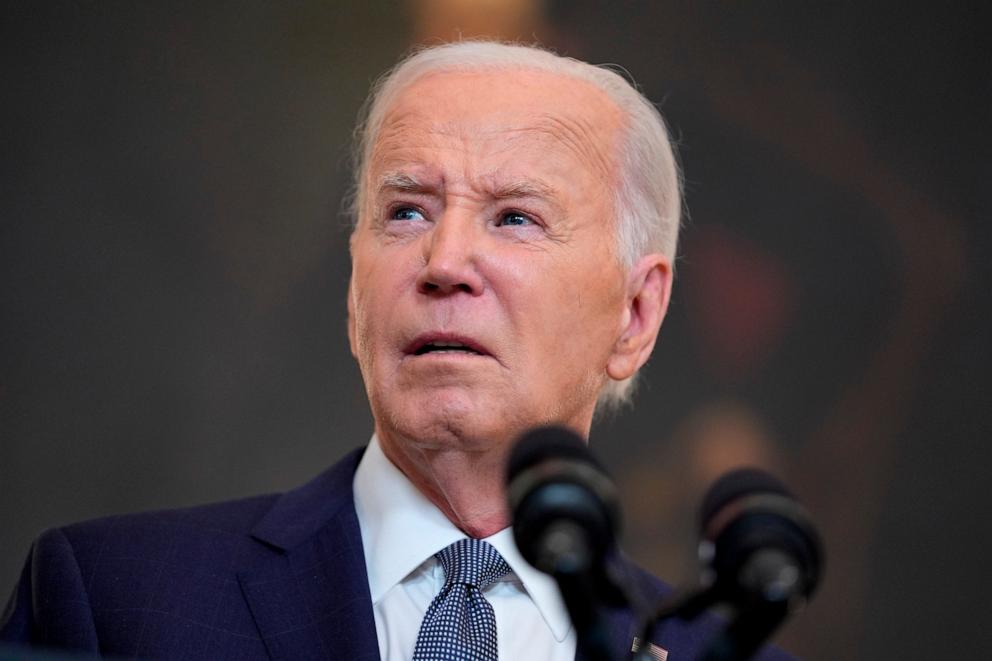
[350,41,682,411]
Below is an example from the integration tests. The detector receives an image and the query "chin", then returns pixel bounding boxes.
[379,390,525,450]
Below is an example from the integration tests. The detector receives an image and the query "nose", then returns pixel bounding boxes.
[416,213,485,296]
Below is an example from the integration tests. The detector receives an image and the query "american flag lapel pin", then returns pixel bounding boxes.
[631,636,669,660]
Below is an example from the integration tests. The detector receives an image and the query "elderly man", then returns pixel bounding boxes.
[1,42,790,660]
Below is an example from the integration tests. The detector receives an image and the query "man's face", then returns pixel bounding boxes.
[349,68,630,450]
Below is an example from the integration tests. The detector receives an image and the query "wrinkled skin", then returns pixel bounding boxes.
[348,69,672,536]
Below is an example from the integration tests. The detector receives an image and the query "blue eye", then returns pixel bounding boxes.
[391,207,426,222]
[498,211,532,227]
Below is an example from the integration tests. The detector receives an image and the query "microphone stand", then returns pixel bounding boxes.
[536,520,620,661]
[631,583,717,661]
[555,570,615,661]
[699,600,789,661]
[632,583,794,661]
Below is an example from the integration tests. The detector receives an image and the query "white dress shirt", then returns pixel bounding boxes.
[353,435,577,661]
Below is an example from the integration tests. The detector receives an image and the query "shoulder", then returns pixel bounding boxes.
[2,492,283,647]
[54,446,367,562]
[55,491,280,556]
[2,448,369,650]
[31,447,366,591]
[29,491,286,620]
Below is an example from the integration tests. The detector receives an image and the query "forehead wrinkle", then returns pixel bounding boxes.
[370,116,473,185]
[368,112,457,173]
[370,114,415,159]
[375,110,463,150]
[369,83,622,210]
[532,112,620,185]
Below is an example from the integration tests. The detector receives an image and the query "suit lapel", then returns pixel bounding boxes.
[571,606,638,661]
[238,449,380,661]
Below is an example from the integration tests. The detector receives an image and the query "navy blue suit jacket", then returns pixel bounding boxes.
[1,448,792,660]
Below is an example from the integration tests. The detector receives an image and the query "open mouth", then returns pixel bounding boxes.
[414,341,483,356]
[407,334,490,358]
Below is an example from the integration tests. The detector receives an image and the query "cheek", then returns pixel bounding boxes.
[549,269,626,357]
[352,247,421,356]
[351,266,393,358]
[512,271,621,362]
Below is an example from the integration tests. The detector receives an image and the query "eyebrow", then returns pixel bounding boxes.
[376,171,563,210]
[490,179,559,204]
[376,172,435,196]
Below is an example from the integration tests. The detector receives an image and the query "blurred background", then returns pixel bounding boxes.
[2,2,989,659]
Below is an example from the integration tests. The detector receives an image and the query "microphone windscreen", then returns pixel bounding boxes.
[700,467,792,531]
[506,425,619,575]
[698,466,823,605]
[506,425,597,482]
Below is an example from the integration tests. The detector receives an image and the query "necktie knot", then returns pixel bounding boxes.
[413,538,509,660]
[436,538,511,590]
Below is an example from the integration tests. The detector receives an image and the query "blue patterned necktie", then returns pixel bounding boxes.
[413,538,511,661]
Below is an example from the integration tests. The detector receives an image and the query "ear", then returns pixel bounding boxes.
[346,230,361,359]
[346,278,359,360]
[606,254,673,381]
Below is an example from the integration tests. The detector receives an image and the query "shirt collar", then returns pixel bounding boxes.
[484,525,573,642]
[352,435,572,642]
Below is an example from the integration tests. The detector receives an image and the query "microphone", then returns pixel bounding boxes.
[506,425,619,576]
[696,468,823,661]
[506,425,623,661]
[699,467,822,612]
[634,468,823,661]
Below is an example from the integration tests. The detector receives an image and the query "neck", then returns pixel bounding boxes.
[376,429,512,538]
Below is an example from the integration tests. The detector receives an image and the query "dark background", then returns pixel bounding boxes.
[2,2,989,659]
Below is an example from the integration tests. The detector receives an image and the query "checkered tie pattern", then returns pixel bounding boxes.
[412,538,511,661]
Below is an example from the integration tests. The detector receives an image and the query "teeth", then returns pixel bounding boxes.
[414,340,481,355]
